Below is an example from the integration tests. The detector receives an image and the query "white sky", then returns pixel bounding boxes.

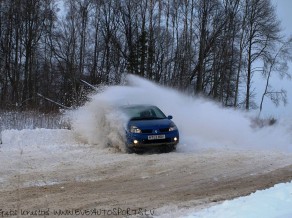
[257,0,292,118]
[273,0,292,35]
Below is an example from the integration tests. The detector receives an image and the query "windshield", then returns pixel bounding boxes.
[121,105,167,120]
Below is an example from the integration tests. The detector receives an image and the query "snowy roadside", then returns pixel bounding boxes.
[171,181,292,218]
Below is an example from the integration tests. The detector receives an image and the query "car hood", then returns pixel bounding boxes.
[128,118,174,129]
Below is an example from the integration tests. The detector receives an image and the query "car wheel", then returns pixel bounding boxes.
[160,145,176,153]
[125,145,134,154]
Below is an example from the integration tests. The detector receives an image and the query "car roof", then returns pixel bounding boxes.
[120,104,157,109]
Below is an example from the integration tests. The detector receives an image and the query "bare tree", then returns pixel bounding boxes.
[189,0,227,94]
[0,0,290,112]
[259,37,292,114]
[243,0,281,110]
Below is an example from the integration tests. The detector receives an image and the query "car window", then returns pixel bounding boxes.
[121,106,166,120]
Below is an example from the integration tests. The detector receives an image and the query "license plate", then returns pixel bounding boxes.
[148,135,165,140]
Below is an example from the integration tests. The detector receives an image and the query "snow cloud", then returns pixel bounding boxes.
[67,74,292,153]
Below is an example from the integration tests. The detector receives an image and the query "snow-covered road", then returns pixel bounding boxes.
[1,128,292,217]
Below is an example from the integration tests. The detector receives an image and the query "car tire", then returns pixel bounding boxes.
[160,145,176,153]
[125,145,134,154]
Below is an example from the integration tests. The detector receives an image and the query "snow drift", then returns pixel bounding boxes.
[67,74,292,153]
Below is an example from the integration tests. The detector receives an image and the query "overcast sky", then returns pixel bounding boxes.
[255,0,292,118]
[273,0,292,35]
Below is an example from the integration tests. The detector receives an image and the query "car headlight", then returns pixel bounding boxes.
[130,126,142,133]
[169,125,177,131]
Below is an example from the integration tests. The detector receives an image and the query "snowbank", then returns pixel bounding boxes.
[181,181,292,218]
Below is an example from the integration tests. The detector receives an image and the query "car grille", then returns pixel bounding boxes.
[141,128,169,133]
[141,129,153,133]
[142,138,172,144]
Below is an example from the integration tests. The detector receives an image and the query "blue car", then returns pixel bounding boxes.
[121,104,179,153]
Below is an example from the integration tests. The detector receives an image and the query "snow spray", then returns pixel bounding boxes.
[67,74,292,153]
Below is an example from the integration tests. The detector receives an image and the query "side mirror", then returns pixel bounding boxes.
[167,115,173,120]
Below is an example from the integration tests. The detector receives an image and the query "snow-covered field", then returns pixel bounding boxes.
[1,75,292,217]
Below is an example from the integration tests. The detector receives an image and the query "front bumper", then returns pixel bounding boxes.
[126,130,179,149]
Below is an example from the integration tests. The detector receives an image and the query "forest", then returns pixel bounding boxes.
[0,0,291,111]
